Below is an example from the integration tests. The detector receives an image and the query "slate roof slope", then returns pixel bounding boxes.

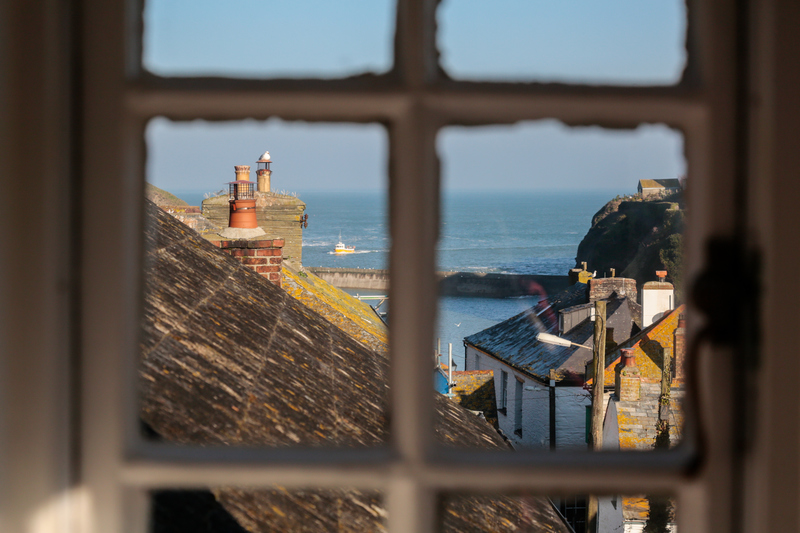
[465,293,638,382]
[141,200,571,532]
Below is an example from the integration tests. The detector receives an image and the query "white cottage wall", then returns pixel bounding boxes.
[465,345,550,449]
[555,386,592,450]
[466,346,602,451]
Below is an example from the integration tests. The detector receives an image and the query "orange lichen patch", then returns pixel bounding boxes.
[449,370,498,427]
[623,496,650,521]
[450,370,494,395]
[282,266,388,355]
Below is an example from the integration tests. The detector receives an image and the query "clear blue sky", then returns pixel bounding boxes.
[144,1,687,194]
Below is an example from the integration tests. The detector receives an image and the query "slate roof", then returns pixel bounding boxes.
[638,178,682,190]
[465,293,639,382]
[141,200,571,532]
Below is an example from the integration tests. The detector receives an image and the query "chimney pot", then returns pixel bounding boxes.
[621,348,636,367]
[234,165,251,181]
[616,347,640,401]
[656,270,667,281]
[256,152,273,193]
[227,167,258,229]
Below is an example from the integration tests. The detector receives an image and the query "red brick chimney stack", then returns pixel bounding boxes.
[213,239,284,288]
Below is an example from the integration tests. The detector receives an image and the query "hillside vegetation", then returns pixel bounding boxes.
[145,183,189,207]
[575,192,685,297]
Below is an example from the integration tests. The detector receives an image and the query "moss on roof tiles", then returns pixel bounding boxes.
[142,199,570,533]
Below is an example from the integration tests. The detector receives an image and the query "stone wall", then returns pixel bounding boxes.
[203,192,305,264]
[308,267,571,296]
[307,268,389,290]
[211,238,284,287]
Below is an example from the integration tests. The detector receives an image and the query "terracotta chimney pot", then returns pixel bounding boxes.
[234,165,251,181]
[616,348,641,401]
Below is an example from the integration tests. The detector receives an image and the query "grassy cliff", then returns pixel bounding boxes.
[575,192,685,297]
[145,183,189,207]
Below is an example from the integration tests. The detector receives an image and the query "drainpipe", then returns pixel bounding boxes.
[448,343,453,394]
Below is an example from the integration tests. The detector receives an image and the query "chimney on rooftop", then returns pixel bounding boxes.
[234,165,250,182]
[256,151,272,193]
[641,271,675,327]
[615,348,640,401]
[228,165,258,229]
[589,277,637,302]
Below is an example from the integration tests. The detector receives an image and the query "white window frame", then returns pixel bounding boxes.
[4,0,800,532]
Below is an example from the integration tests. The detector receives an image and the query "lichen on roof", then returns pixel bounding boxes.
[281,264,388,355]
[448,370,498,427]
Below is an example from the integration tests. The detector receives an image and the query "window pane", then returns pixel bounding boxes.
[438,492,678,533]
[437,0,687,84]
[150,488,386,532]
[142,119,391,447]
[142,0,395,78]
[435,121,688,452]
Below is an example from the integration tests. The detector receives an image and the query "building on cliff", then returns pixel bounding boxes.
[141,199,572,532]
[637,178,683,199]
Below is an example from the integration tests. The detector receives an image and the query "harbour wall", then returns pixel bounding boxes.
[307,267,571,298]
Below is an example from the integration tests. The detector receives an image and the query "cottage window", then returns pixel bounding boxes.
[3,0,799,532]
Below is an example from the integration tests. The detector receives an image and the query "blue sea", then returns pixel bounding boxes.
[173,189,614,369]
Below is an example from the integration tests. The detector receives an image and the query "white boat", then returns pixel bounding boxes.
[334,232,355,254]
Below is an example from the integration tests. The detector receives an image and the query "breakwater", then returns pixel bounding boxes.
[307,267,570,298]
